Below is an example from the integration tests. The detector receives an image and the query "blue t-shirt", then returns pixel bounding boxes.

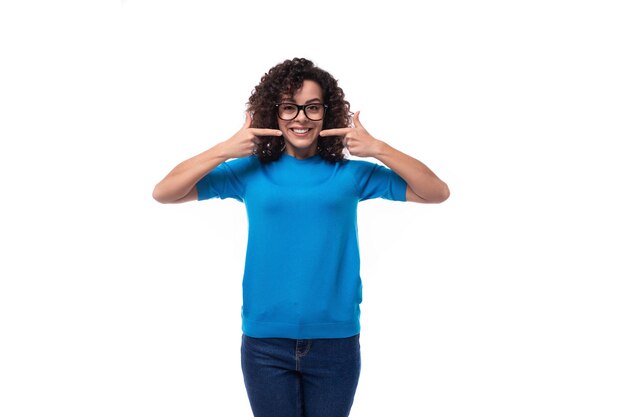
[196,154,407,339]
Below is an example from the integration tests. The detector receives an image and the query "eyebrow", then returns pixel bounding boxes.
[282,98,323,104]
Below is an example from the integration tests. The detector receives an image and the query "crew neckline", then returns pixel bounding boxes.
[281,153,321,163]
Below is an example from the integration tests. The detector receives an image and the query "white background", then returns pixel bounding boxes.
[1,1,625,416]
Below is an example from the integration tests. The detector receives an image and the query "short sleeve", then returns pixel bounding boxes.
[350,160,407,202]
[195,156,257,202]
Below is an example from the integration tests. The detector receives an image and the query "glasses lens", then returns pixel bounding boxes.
[278,104,298,120]
[304,104,324,121]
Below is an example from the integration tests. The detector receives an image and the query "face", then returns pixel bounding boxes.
[277,79,325,159]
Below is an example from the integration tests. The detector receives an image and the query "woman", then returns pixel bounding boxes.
[153,57,449,417]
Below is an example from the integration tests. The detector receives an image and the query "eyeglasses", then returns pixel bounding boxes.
[275,102,328,121]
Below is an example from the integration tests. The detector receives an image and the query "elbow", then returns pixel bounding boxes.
[424,182,450,204]
[153,184,196,204]
[435,182,450,203]
[152,185,170,204]
[406,182,450,204]
[152,188,165,204]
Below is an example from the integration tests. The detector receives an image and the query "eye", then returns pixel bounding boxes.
[281,104,297,112]
[307,104,321,112]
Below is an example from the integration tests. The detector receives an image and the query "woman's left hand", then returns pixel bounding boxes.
[319,111,385,158]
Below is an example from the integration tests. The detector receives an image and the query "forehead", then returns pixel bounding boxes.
[282,80,323,102]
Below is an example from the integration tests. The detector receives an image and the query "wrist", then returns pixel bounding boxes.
[372,140,390,159]
[213,141,232,160]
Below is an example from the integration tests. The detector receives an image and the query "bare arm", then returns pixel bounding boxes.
[319,111,449,204]
[152,144,229,204]
[372,142,449,203]
[152,113,282,204]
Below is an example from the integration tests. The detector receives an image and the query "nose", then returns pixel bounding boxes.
[293,107,308,123]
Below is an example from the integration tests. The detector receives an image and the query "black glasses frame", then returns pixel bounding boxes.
[275,102,328,121]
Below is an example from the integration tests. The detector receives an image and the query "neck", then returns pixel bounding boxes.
[284,144,317,160]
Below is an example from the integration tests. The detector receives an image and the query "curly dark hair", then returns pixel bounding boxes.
[246,58,351,163]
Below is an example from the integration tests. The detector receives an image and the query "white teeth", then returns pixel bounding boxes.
[292,128,309,134]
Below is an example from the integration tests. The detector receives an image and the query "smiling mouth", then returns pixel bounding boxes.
[290,128,311,136]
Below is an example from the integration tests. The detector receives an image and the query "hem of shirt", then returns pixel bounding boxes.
[242,319,360,339]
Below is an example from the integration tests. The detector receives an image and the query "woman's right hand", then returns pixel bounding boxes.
[219,112,283,159]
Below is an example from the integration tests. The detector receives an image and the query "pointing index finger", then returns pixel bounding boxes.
[319,127,352,137]
[250,128,283,136]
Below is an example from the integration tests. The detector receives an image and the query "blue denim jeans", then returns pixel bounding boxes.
[241,334,361,417]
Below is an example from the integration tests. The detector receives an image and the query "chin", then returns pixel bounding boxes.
[285,135,316,147]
